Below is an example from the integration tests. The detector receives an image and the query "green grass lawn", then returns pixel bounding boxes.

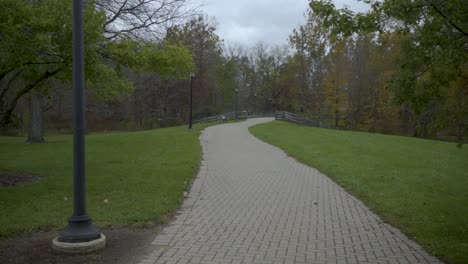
[250,121,468,264]
[0,123,215,238]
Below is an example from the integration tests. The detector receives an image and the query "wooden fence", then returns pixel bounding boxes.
[193,111,275,124]
[194,110,328,129]
[275,111,330,128]
[192,112,236,124]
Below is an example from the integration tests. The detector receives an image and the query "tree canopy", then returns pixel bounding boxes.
[0,0,194,130]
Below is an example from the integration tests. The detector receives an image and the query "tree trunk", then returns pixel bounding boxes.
[457,123,464,146]
[0,68,61,128]
[26,91,45,143]
[335,96,339,128]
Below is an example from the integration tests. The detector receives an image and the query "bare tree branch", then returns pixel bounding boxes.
[95,0,203,40]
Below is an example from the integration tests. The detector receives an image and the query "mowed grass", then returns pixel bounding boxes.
[0,123,214,237]
[250,121,468,264]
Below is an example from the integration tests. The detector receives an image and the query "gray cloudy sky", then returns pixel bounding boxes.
[200,0,368,47]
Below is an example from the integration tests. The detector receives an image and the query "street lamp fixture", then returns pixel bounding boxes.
[188,74,194,130]
[253,93,257,114]
[235,88,239,120]
[269,97,274,113]
[52,0,105,253]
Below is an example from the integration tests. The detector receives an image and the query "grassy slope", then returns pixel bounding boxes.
[0,123,214,237]
[250,121,468,264]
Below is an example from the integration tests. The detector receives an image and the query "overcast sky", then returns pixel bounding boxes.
[199,0,368,48]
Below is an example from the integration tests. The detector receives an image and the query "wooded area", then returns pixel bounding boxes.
[1,0,466,143]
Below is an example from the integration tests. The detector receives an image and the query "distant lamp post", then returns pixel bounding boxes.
[235,88,239,120]
[188,74,194,130]
[52,0,105,253]
[253,93,257,114]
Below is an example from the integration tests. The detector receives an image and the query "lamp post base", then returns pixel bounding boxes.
[52,233,106,254]
[52,215,105,253]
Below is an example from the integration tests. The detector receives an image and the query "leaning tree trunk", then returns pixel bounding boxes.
[457,123,464,148]
[26,91,45,143]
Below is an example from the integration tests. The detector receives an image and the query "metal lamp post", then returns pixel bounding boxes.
[253,93,257,115]
[235,88,239,120]
[188,74,194,130]
[269,97,274,113]
[53,0,104,252]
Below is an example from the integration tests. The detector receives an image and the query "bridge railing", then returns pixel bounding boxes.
[192,112,235,124]
[193,111,276,124]
[275,111,330,129]
[194,110,329,129]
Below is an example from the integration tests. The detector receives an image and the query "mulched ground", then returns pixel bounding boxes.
[0,171,174,263]
[0,172,40,187]
[0,171,169,263]
[0,227,161,264]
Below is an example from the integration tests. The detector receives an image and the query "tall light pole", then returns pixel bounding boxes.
[269,97,274,113]
[188,74,194,130]
[235,88,239,120]
[253,93,257,115]
[53,0,105,253]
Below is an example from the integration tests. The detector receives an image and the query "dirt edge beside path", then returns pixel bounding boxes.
[0,227,161,264]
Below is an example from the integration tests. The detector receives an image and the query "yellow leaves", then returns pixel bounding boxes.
[322,39,350,122]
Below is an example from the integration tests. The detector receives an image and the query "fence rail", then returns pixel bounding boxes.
[242,112,275,119]
[275,111,330,128]
[193,111,276,124]
[192,112,235,124]
[193,110,328,129]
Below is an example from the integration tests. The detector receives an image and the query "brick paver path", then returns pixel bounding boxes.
[140,118,441,264]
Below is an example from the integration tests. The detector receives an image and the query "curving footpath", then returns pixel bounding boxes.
[139,118,441,264]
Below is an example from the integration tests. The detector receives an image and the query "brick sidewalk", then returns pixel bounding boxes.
[139,118,441,264]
